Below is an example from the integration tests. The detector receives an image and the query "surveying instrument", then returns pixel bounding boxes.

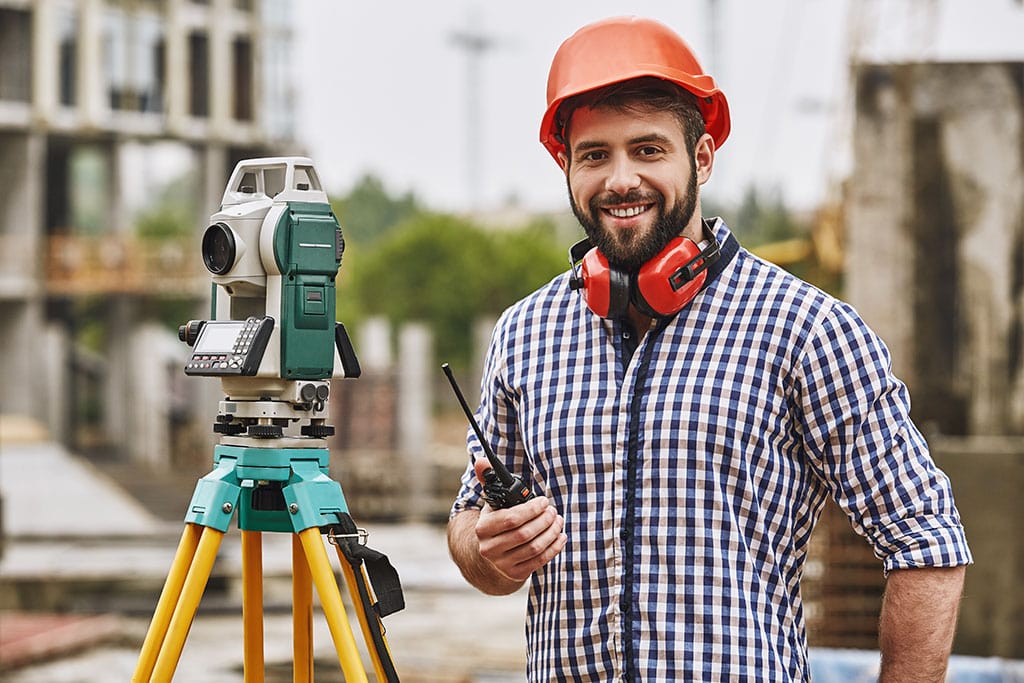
[133,158,403,682]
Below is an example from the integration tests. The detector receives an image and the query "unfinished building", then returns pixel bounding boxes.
[0,0,297,465]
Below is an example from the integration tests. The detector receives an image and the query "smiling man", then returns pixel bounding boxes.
[448,16,971,682]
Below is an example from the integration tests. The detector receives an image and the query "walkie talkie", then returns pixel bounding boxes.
[442,363,534,509]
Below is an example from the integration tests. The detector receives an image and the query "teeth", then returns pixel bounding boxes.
[608,206,645,218]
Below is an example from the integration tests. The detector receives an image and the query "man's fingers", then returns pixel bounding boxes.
[504,527,568,582]
[478,496,551,533]
[500,506,564,562]
[475,497,567,581]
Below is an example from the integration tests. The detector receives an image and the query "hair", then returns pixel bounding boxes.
[556,77,707,157]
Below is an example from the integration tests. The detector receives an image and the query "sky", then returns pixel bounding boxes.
[291,0,1024,215]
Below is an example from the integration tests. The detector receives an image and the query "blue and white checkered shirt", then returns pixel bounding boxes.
[452,219,971,681]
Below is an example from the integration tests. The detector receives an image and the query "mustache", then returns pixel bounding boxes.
[592,189,661,208]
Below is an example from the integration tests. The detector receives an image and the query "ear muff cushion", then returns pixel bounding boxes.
[580,248,631,318]
[635,236,709,316]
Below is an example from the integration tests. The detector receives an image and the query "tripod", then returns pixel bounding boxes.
[132,436,403,682]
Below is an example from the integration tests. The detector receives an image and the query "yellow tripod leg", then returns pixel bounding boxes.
[150,526,225,682]
[297,527,368,683]
[335,545,396,683]
[292,534,314,682]
[132,524,203,682]
[241,530,264,683]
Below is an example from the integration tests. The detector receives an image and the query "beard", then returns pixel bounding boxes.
[568,166,698,272]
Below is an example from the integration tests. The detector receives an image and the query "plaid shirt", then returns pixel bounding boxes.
[451,219,971,681]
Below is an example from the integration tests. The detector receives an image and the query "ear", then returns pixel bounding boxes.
[557,148,570,174]
[694,133,715,185]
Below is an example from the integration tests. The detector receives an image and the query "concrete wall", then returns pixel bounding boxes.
[845,61,1024,436]
[932,436,1024,658]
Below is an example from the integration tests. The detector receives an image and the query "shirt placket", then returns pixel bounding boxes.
[610,316,663,681]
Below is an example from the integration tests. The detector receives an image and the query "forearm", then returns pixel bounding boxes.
[878,565,966,682]
[447,510,527,595]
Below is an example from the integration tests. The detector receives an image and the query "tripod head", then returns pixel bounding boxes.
[178,157,360,442]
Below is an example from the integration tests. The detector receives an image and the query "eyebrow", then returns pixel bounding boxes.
[628,133,674,147]
[573,133,675,154]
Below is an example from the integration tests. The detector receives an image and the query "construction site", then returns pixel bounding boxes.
[1,0,1022,681]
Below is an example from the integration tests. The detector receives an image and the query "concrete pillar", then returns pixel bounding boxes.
[357,316,392,373]
[203,143,229,214]
[164,0,188,134]
[0,303,46,432]
[0,131,49,436]
[931,65,1024,435]
[0,132,43,288]
[845,61,1024,436]
[78,0,105,127]
[844,64,917,384]
[31,0,57,119]
[208,0,233,139]
[42,323,70,444]
[126,324,167,466]
[397,322,432,520]
[102,297,134,452]
[471,315,497,394]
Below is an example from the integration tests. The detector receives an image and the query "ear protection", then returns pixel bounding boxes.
[568,222,720,319]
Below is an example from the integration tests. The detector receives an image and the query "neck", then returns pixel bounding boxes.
[626,305,653,341]
[681,204,705,243]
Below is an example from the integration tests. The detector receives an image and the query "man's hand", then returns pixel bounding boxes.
[448,496,567,595]
[879,565,966,682]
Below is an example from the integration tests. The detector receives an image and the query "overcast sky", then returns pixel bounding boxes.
[292,0,1024,214]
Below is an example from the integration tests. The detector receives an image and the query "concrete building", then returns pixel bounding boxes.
[839,58,1024,658]
[0,0,297,464]
[846,60,1024,438]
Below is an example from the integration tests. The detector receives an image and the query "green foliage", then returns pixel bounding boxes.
[337,213,566,369]
[330,174,421,246]
[488,219,569,308]
[136,171,200,240]
[732,185,807,246]
[136,204,193,240]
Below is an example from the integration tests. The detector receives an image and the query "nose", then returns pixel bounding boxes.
[604,155,641,197]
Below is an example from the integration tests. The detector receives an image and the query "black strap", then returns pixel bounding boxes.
[328,513,404,682]
[344,546,402,683]
[329,513,405,618]
[344,541,406,618]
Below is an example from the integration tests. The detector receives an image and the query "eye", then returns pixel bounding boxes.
[579,149,607,163]
[637,145,663,157]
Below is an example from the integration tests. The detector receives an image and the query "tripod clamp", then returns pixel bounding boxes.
[327,525,369,547]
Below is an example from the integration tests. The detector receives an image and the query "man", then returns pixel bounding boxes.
[448,15,971,682]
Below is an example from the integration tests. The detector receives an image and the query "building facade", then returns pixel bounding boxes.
[0,0,297,464]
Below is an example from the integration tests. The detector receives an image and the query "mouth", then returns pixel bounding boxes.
[602,203,653,220]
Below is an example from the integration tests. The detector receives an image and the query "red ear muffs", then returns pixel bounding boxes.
[569,224,720,319]
[576,248,631,318]
[634,236,710,317]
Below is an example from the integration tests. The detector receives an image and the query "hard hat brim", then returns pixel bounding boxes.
[539,72,731,163]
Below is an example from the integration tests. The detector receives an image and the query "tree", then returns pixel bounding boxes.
[330,174,421,245]
[338,213,566,369]
[733,185,806,247]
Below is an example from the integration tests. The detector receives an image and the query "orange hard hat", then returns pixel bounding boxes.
[540,16,731,163]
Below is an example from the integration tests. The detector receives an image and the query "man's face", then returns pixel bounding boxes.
[562,105,702,271]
